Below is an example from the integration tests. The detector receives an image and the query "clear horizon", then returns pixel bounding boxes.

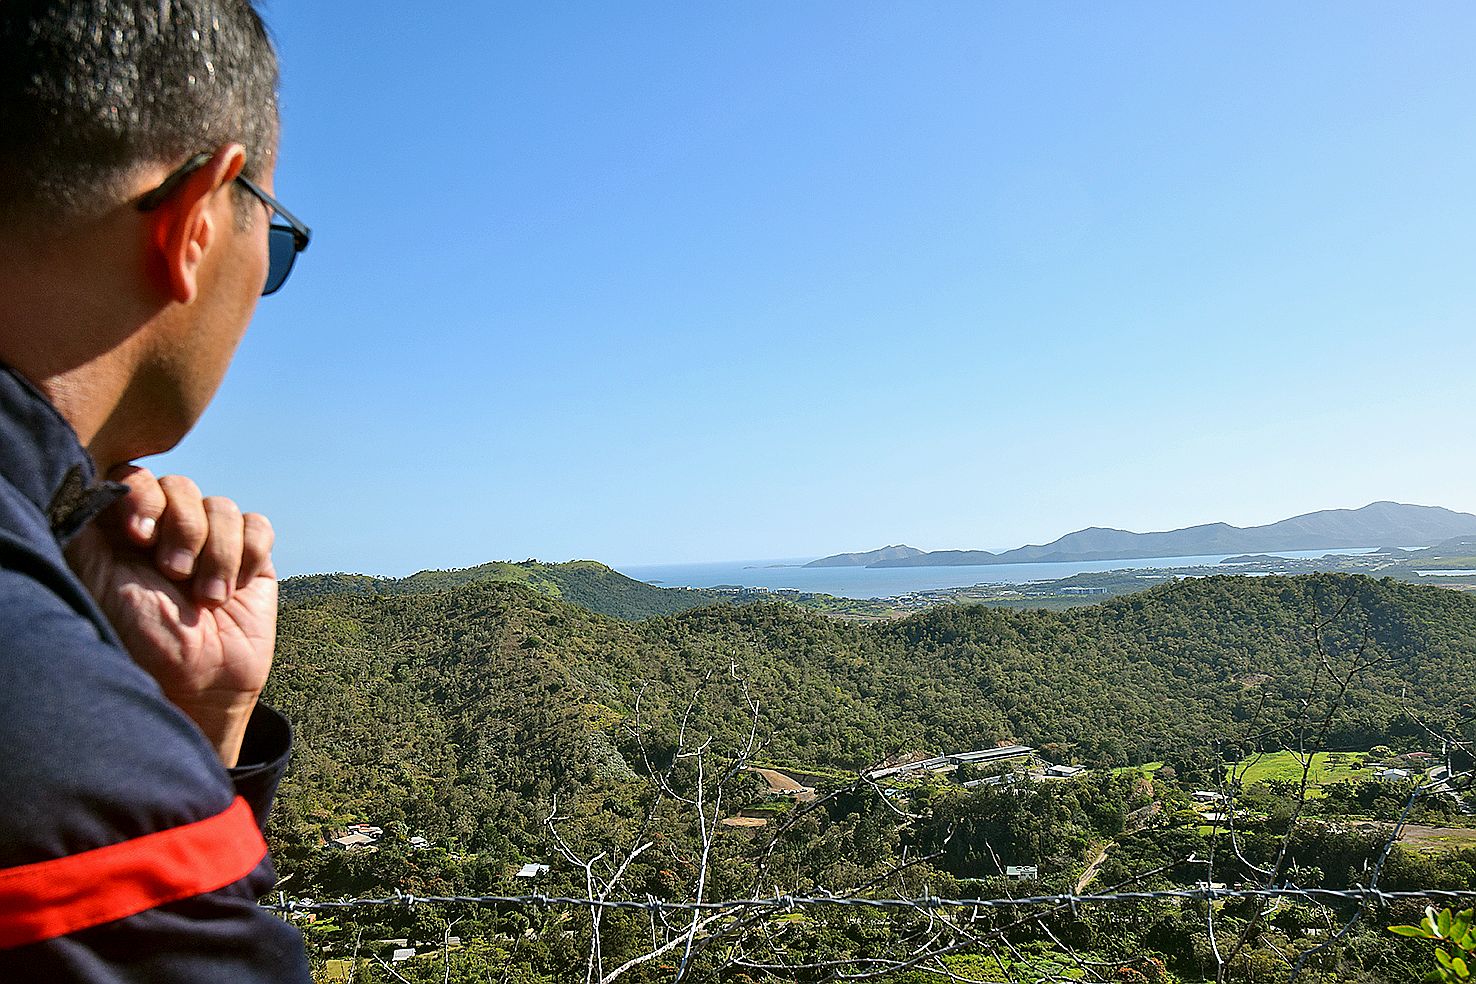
[300,498,1462,577]
[148,4,1476,578]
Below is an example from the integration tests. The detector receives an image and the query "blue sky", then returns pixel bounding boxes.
[154,2,1476,576]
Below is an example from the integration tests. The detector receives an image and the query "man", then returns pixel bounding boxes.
[0,3,312,979]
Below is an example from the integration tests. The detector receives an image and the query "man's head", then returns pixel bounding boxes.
[0,2,286,469]
[0,1,279,226]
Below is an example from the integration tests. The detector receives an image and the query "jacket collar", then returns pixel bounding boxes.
[0,363,127,545]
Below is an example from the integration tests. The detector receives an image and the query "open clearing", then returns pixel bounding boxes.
[1398,824,1476,853]
[747,766,819,801]
[749,767,806,793]
[1232,750,1375,797]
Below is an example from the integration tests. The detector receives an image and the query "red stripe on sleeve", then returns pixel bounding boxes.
[0,796,268,949]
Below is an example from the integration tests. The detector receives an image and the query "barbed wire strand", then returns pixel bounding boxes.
[268,883,1476,916]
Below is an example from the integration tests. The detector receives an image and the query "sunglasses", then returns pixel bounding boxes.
[137,152,312,296]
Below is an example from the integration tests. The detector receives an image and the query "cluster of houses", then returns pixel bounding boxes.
[863,744,1090,788]
[328,823,431,852]
[706,585,807,599]
[1190,789,1237,825]
[1368,751,1434,783]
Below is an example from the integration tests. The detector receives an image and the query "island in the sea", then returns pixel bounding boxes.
[803,545,927,568]
[807,501,1476,569]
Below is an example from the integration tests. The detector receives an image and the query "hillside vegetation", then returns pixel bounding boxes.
[268,573,1476,853]
[280,558,729,619]
[265,572,1476,982]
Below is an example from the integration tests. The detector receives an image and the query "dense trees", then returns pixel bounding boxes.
[263,572,1476,981]
[279,560,730,619]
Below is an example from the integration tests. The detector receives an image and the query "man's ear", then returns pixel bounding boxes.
[147,144,248,304]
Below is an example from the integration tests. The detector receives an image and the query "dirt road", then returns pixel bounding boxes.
[1076,842,1113,893]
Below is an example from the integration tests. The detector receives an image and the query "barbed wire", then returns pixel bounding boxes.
[267,883,1476,916]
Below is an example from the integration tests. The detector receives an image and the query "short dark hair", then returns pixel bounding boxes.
[0,1,279,224]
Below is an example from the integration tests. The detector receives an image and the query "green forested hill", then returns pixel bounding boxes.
[265,572,1476,982]
[266,573,1476,864]
[279,558,730,619]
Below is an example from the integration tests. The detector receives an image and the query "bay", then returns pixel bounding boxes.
[617,548,1378,601]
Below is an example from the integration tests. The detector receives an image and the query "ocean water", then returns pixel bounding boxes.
[617,548,1378,601]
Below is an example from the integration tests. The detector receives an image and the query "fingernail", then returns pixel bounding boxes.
[202,578,229,603]
[166,549,195,577]
[135,516,156,541]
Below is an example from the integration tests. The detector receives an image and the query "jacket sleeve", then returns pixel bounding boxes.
[0,569,311,983]
[227,702,294,831]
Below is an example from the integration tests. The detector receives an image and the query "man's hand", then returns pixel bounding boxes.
[65,465,277,768]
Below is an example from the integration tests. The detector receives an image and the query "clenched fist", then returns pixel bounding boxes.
[66,465,277,768]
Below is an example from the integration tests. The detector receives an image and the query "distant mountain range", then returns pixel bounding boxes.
[809,502,1476,569]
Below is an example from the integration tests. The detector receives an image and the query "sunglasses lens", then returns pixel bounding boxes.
[263,226,298,295]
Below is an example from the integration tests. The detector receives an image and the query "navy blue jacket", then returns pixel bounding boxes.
[0,364,310,981]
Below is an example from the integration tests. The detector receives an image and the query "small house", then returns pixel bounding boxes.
[515,863,551,879]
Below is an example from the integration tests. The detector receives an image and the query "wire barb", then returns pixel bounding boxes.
[266,885,1476,915]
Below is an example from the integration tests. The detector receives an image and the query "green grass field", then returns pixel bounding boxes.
[1114,761,1165,776]
[1231,750,1375,796]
